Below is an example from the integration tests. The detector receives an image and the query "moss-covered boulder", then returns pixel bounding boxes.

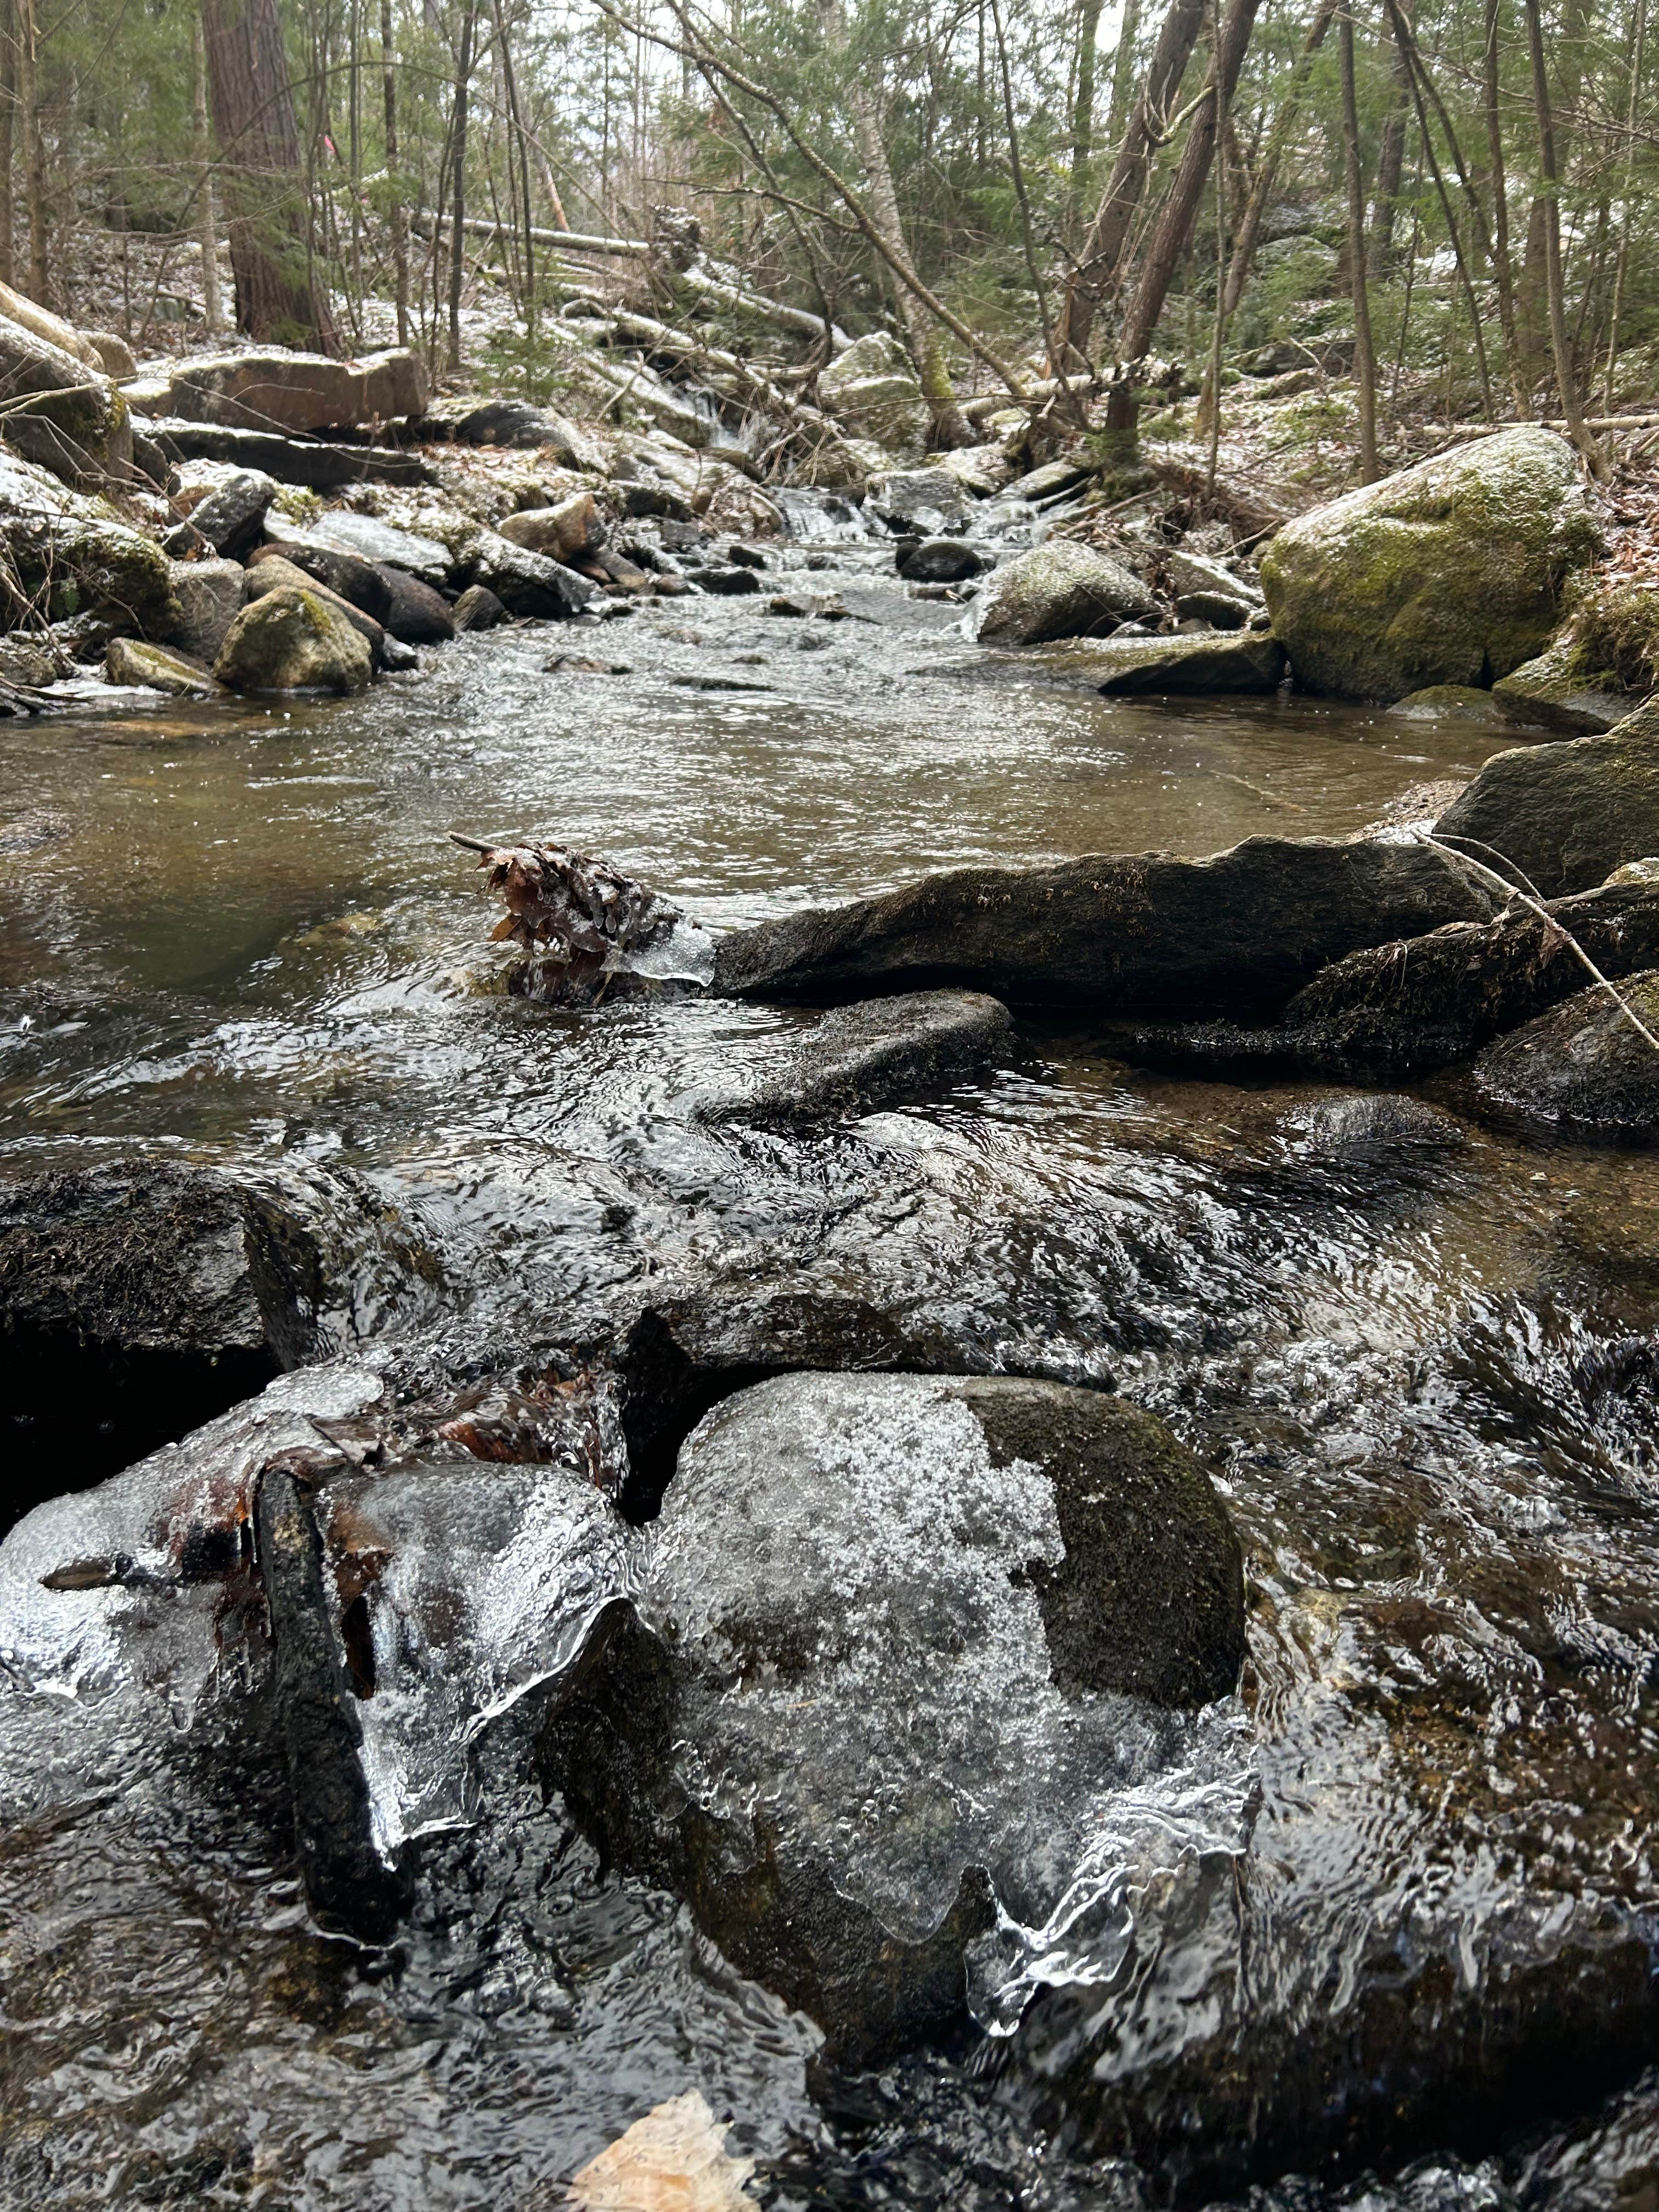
[214,584,373,695]
[1434,696,1659,898]
[1259,427,1601,700]
[105,637,222,697]
[542,1370,1244,2063]
[0,311,132,486]
[0,448,176,635]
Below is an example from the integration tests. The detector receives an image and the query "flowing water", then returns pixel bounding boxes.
[4,544,1659,2210]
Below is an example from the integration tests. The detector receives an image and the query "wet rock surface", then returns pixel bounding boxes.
[545,1371,1244,2060]
[215,582,375,694]
[713,835,1496,1012]
[1470,970,1659,1138]
[1434,699,1659,898]
[703,988,1014,1126]
[974,539,1159,645]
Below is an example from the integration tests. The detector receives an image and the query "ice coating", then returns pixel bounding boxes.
[319,1456,635,1854]
[643,1371,1251,1971]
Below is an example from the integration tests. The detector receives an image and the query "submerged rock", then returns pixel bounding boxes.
[704,989,1014,1126]
[452,583,507,631]
[1259,427,1600,701]
[543,1371,1245,2060]
[567,2091,757,2212]
[1394,682,1510,722]
[1470,972,1659,1138]
[713,836,1495,1014]
[0,1162,326,1524]
[215,583,374,695]
[974,540,1158,645]
[1434,697,1659,898]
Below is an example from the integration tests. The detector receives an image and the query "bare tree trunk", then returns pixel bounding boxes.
[446,0,476,376]
[378,0,409,345]
[0,0,15,289]
[1522,0,1605,473]
[1601,0,1645,409]
[850,79,970,445]
[1066,0,1104,235]
[1340,7,1379,479]
[1105,0,1144,140]
[1105,0,1263,433]
[203,0,338,348]
[1058,0,1205,369]
[493,0,537,338]
[1222,0,1336,315]
[191,10,225,334]
[1370,0,1410,267]
[1515,0,1590,398]
[16,0,45,306]
[1481,0,1525,411]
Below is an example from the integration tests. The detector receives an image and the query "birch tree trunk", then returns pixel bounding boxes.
[446,0,476,376]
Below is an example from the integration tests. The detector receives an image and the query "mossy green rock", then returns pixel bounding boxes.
[105,636,221,697]
[0,448,176,635]
[1260,427,1600,701]
[1491,637,1635,735]
[214,584,373,695]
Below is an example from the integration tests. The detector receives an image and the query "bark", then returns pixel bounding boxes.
[1067,0,1105,234]
[492,0,537,337]
[16,0,44,306]
[1371,0,1411,267]
[202,0,338,349]
[1222,0,1337,317]
[1340,8,1379,481]
[446,1,477,376]
[1601,0,1646,408]
[1107,0,1264,433]
[1105,0,1145,141]
[191,10,225,335]
[1481,0,1525,410]
[1514,0,1592,398]
[1058,0,1205,369]
[850,80,970,444]
[1522,0,1606,473]
[379,0,409,344]
[0,0,14,290]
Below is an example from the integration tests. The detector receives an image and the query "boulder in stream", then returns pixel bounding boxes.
[377,563,455,644]
[165,467,276,561]
[1433,696,1659,898]
[215,583,374,695]
[165,555,244,663]
[973,540,1159,645]
[1259,427,1600,701]
[271,507,451,586]
[1035,629,1285,694]
[817,333,930,454]
[1490,636,1637,735]
[105,636,221,696]
[249,535,393,624]
[498,491,600,565]
[543,1370,1245,2061]
[896,537,988,584]
[713,835,1496,1014]
[1469,971,1659,1139]
[243,556,387,667]
[465,528,596,619]
[0,1162,326,1524]
[452,583,507,631]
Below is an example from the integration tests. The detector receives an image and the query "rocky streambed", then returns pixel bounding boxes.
[5,529,1659,2211]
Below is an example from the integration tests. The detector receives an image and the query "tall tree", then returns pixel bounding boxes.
[1058,0,1206,368]
[202,0,338,348]
[1521,0,1605,472]
[378,0,409,345]
[1066,0,1104,234]
[191,9,225,335]
[16,0,46,306]
[1339,4,1379,478]
[446,0,478,375]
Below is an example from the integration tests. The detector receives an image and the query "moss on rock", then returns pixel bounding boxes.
[1260,427,1601,701]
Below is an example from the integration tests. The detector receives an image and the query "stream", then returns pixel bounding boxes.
[4,538,1659,2210]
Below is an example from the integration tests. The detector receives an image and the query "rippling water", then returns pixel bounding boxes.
[4,551,1657,2209]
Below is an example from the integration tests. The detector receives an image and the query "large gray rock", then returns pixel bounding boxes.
[1470,971,1659,1138]
[1434,696,1659,898]
[270,507,450,585]
[215,583,373,694]
[466,528,596,619]
[817,332,929,453]
[1259,427,1601,701]
[243,555,386,666]
[867,466,976,536]
[105,636,220,696]
[713,836,1496,1014]
[0,310,132,485]
[545,1370,1245,2061]
[974,540,1159,645]
[249,534,392,624]
[166,556,244,663]
[166,467,276,560]
[147,416,436,489]
[705,989,1014,1125]
[1043,629,1286,695]
[0,448,176,634]
[498,491,599,565]
[155,345,427,433]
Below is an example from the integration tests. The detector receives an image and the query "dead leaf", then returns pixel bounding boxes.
[566,2090,756,2212]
